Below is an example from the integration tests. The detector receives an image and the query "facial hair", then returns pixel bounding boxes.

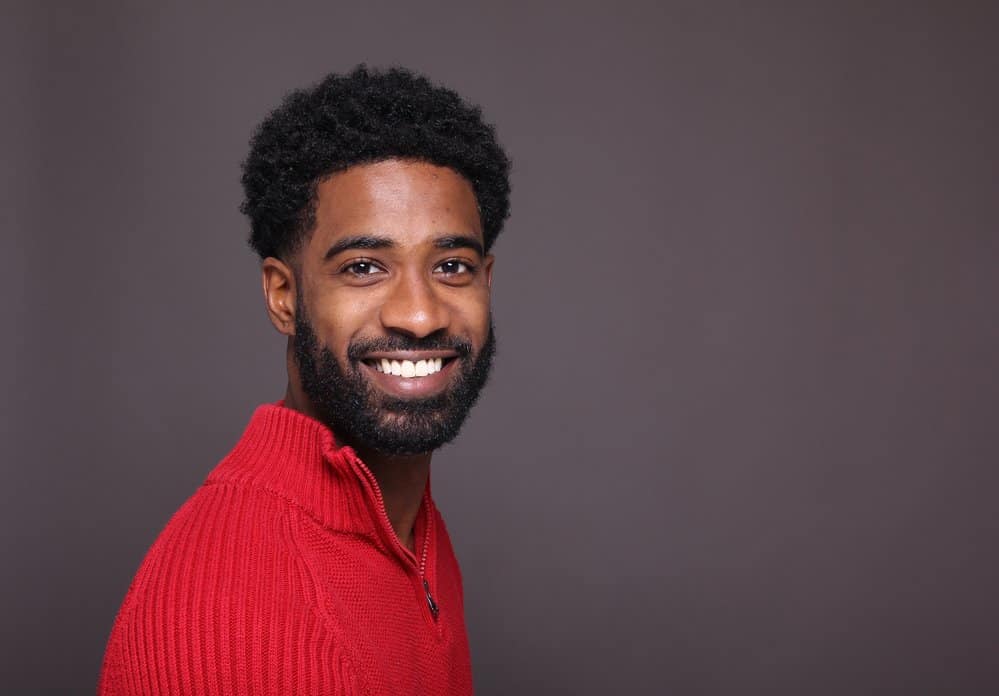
[293,304,496,456]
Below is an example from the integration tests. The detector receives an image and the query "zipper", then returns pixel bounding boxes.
[423,579,439,620]
[417,491,438,621]
[349,452,439,622]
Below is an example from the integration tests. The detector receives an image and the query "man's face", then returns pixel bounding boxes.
[289,159,495,455]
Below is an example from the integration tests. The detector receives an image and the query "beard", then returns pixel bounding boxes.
[292,305,496,456]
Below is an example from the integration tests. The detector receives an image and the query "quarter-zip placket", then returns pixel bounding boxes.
[348,452,440,623]
[417,503,438,620]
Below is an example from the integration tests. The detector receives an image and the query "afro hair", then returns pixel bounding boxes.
[240,65,511,260]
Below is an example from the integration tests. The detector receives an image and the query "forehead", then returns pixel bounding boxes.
[309,159,482,250]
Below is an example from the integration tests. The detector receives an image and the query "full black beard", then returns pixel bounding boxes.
[293,306,496,456]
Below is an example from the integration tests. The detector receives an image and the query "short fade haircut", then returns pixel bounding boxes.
[240,65,512,260]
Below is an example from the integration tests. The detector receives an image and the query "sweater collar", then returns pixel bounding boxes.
[207,402,432,554]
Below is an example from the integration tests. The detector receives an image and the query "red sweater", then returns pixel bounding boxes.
[99,403,473,695]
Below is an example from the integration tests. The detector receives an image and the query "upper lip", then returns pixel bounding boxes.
[360,350,459,361]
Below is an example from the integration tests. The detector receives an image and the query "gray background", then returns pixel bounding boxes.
[3,1,998,694]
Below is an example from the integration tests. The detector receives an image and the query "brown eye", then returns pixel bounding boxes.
[435,260,473,275]
[344,261,384,276]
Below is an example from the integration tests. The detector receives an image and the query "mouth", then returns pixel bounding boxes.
[358,351,461,397]
[364,356,454,378]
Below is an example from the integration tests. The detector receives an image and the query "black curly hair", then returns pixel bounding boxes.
[240,65,511,260]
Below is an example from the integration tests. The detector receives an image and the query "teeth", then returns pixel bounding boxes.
[371,357,447,377]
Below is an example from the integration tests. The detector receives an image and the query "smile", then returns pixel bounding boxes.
[358,351,461,397]
[361,350,460,399]
[369,357,445,378]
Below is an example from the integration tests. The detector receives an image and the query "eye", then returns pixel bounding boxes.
[342,260,385,277]
[435,259,475,276]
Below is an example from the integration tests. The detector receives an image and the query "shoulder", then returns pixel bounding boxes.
[99,484,361,695]
[125,481,295,595]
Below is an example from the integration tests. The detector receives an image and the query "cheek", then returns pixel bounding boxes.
[309,294,379,357]
[455,292,492,340]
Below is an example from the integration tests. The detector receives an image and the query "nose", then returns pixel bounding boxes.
[378,271,451,339]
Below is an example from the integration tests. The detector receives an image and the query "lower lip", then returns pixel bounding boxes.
[360,359,458,399]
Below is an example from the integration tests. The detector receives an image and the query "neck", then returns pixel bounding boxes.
[355,447,431,553]
[284,381,430,552]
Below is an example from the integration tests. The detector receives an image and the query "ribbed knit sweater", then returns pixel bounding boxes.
[98,403,473,695]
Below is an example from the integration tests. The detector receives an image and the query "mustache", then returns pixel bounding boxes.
[346,331,473,361]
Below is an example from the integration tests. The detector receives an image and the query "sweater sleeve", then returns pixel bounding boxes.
[97,484,361,696]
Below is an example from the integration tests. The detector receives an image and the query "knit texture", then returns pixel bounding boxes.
[98,404,472,695]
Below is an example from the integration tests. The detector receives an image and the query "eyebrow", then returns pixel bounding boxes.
[434,235,484,257]
[323,234,484,261]
[323,235,395,261]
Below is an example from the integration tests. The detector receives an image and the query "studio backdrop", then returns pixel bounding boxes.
[2,2,998,694]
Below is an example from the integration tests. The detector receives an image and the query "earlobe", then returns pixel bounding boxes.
[261,257,297,336]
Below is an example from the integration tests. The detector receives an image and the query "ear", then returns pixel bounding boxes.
[483,254,495,289]
[261,257,297,336]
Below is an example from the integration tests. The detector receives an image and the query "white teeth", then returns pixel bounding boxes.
[372,357,447,377]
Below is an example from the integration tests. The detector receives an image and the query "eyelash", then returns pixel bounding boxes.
[435,259,477,276]
[342,259,383,276]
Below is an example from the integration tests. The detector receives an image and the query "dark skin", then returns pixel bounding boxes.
[261,159,493,551]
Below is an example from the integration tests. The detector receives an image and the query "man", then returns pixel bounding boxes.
[98,66,510,695]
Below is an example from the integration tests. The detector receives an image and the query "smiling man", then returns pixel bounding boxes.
[99,66,510,695]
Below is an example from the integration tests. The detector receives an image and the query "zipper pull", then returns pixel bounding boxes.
[423,579,439,620]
